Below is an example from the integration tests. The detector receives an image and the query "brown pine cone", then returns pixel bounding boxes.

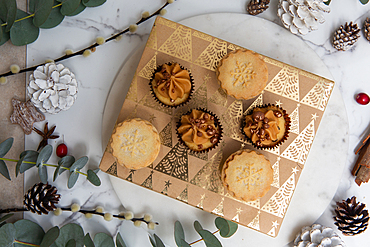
[247,0,270,15]
[334,196,369,236]
[333,22,360,51]
[24,183,61,215]
[364,18,370,42]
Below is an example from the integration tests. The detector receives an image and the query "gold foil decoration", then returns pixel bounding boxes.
[246,199,260,209]
[138,55,156,80]
[146,24,157,50]
[192,30,212,42]
[126,169,135,182]
[159,122,172,148]
[158,25,192,62]
[247,211,260,230]
[212,197,224,216]
[194,38,227,71]
[177,185,188,203]
[244,94,264,115]
[301,79,334,111]
[209,87,228,107]
[126,73,138,102]
[154,142,188,181]
[141,170,154,189]
[267,221,279,237]
[221,100,244,142]
[271,159,280,188]
[189,151,208,161]
[106,162,118,176]
[197,194,206,209]
[265,67,300,102]
[157,17,177,29]
[232,207,243,223]
[289,105,300,135]
[188,81,208,109]
[281,120,315,165]
[139,93,172,115]
[161,180,171,195]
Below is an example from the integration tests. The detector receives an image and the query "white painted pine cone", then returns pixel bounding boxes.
[27,63,78,114]
[293,224,346,247]
[277,0,330,35]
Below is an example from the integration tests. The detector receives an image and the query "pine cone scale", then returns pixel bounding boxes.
[24,183,61,215]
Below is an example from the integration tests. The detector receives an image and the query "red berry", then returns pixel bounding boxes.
[355,93,370,105]
[56,143,68,158]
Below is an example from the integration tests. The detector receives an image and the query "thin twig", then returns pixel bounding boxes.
[0,2,170,78]
[188,230,220,245]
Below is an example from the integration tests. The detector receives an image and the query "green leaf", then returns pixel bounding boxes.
[323,0,331,5]
[0,214,14,223]
[38,164,48,183]
[0,20,11,45]
[66,239,76,247]
[93,233,114,247]
[154,234,165,247]
[14,219,45,246]
[116,233,126,247]
[360,0,369,4]
[215,217,238,238]
[87,169,101,186]
[66,3,86,16]
[0,160,10,180]
[18,150,38,175]
[197,229,222,247]
[54,223,84,247]
[0,223,15,246]
[39,0,64,29]
[70,156,88,172]
[0,222,6,228]
[0,0,17,32]
[60,0,81,16]
[40,226,60,247]
[174,221,185,247]
[194,221,203,233]
[180,239,191,247]
[58,155,75,174]
[33,0,54,27]
[84,233,94,247]
[82,0,106,7]
[10,9,40,46]
[149,235,156,247]
[0,137,13,157]
[36,145,53,167]
[68,171,79,188]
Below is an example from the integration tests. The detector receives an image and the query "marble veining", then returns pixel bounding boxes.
[23,0,370,246]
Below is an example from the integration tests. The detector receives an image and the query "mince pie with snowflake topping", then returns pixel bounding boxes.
[110,118,160,169]
[216,49,268,100]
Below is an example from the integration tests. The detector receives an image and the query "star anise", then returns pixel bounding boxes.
[33,122,59,151]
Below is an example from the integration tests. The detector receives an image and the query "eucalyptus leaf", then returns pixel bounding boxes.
[360,0,369,4]
[0,223,15,246]
[18,150,39,175]
[87,169,101,186]
[38,164,48,184]
[0,137,13,157]
[194,221,203,233]
[53,164,61,181]
[197,229,222,247]
[93,232,114,247]
[215,217,238,238]
[14,219,45,246]
[116,233,126,247]
[36,145,53,167]
[0,21,11,46]
[58,155,75,174]
[174,221,185,247]
[82,0,106,7]
[0,0,17,32]
[66,3,86,16]
[180,239,191,247]
[40,226,60,247]
[53,223,84,247]
[33,0,54,27]
[39,0,65,29]
[70,156,88,172]
[0,214,14,223]
[84,233,94,247]
[323,0,331,5]
[149,236,156,247]
[10,9,40,46]
[0,222,6,228]
[60,0,81,16]
[68,171,79,189]
[154,234,165,247]
[0,160,11,180]
[66,239,76,247]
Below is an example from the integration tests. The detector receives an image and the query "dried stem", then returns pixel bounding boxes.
[0,1,170,78]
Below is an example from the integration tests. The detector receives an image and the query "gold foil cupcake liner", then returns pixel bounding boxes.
[176,107,223,153]
[241,104,290,150]
[149,62,194,108]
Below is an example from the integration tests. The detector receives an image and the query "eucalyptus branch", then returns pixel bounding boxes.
[188,230,220,245]
[0,1,171,79]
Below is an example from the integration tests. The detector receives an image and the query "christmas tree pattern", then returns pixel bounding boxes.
[126,73,138,102]
[228,44,236,51]
[176,185,188,203]
[188,81,208,110]
[157,17,177,29]
[212,197,224,216]
[126,169,135,182]
[159,121,172,148]
[106,162,117,176]
[209,87,228,108]
[189,151,208,161]
[192,30,212,42]
[271,158,280,188]
[141,170,154,189]
[158,25,192,62]
[139,93,172,115]
[154,142,189,181]
[301,79,334,111]
[281,120,315,165]
[246,199,260,209]
[190,150,224,194]
[232,207,243,223]
[194,38,228,71]
[265,66,300,102]
[247,211,260,230]
[146,24,157,50]
[261,173,296,218]
[138,55,156,80]
[244,94,264,114]
[289,105,300,135]
[265,146,280,156]
[267,221,279,237]
[196,194,206,209]
[161,180,171,195]
[221,100,244,142]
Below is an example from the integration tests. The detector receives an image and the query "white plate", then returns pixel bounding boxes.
[102,13,348,246]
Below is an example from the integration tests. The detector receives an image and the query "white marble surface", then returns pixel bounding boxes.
[24,0,370,246]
